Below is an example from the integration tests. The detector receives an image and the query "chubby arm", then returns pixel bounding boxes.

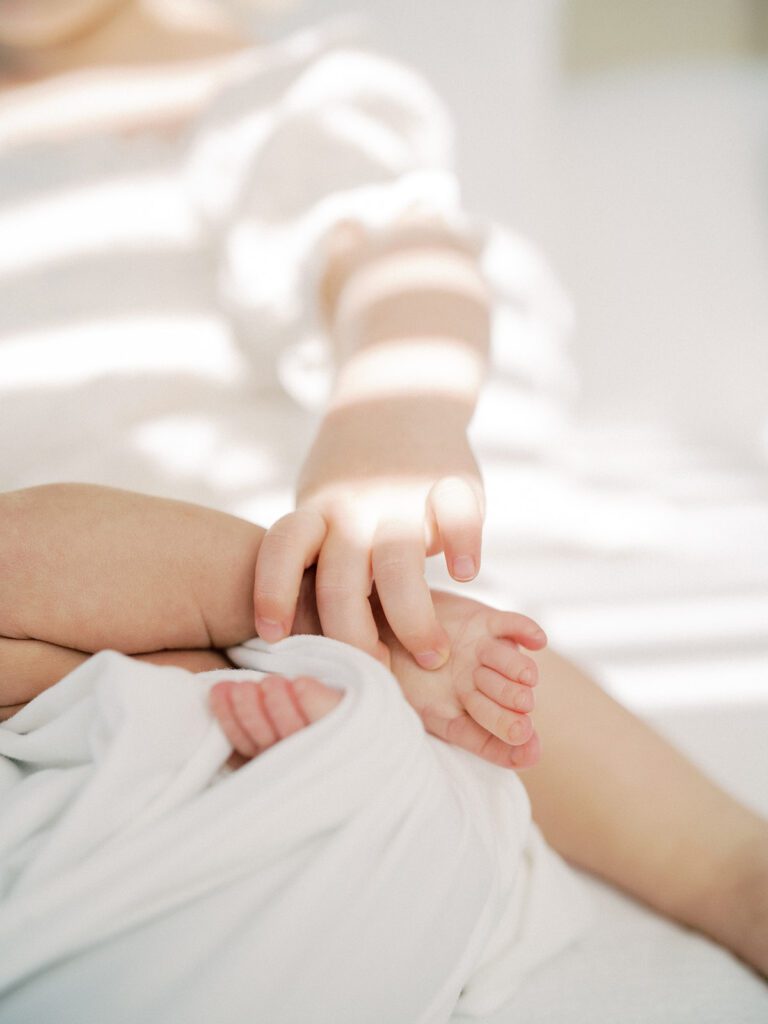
[0,483,270,714]
[0,484,266,656]
[253,218,492,669]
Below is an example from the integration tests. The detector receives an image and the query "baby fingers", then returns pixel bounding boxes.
[315,529,381,659]
[253,509,327,642]
[372,521,450,669]
[428,475,483,582]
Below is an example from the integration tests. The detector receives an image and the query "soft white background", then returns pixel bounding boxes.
[268,0,768,451]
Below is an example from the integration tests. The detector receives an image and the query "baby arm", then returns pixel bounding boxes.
[0,484,265,714]
[253,219,491,669]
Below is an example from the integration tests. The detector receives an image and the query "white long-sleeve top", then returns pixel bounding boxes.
[0,25,573,520]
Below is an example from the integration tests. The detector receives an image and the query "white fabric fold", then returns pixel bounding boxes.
[0,636,588,1023]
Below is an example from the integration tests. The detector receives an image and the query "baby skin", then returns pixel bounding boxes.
[209,583,544,770]
[2,485,768,977]
[0,484,543,770]
[210,675,343,768]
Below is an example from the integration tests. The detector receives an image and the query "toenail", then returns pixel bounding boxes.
[515,690,533,712]
[453,555,476,580]
[256,618,286,643]
[508,719,527,742]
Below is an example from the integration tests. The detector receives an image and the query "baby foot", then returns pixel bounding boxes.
[209,674,342,767]
[375,589,546,770]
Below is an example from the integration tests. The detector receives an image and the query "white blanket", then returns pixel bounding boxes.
[0,636,587,1024]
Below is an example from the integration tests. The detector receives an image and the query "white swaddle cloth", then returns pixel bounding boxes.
[0,636,588,1024]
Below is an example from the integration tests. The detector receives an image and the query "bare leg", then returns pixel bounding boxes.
[370,602,768,974]
[523,648,768,975]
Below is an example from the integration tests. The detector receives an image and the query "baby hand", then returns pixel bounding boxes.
[252,405,484,669]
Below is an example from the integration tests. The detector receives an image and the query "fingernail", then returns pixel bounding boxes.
[533,629,547,644]
[256,618,286,643]
[416,649,448,670]
[453,555,476,581]
[520,668,535,685]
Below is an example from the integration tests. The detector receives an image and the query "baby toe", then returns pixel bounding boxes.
[260,675,307,739]
[210,681,260,758]
[474,666,535,713]
[478,638,539,686]
[230,680,279,751]
[505,713,534,745]
[291,676,344,723]
[507,731,541,770]
[488,610,547,650]
[462,689,534,746]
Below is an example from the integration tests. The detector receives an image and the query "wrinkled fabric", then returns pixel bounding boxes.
[0,636,588,1023]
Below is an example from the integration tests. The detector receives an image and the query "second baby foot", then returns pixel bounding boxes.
[209,674,342,767]
[376,589,546,770]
